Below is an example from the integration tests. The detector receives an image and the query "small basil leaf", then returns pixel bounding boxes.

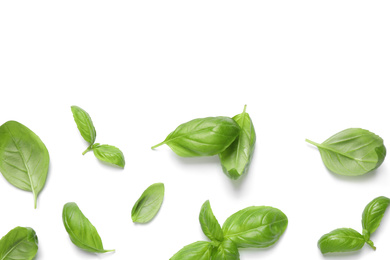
[306,128,386,176]
[219,105,256,180]
[0,227,38,260]
[132,183,165,223]
[92,144,125,168]
[199,200,224,242]
[362,196,390,237]
[170,241,213,260]
[211,239,240,260]
[71,106,96,145]
[318,228,365,254]
[152,117,240,157]
[62,202,114,253]
[0,121,50,208]
[222,206,288,248]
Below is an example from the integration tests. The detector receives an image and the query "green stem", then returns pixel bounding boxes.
[104,249,115,253]
[151,141,165,149]
[366,240,376,250]
[242,104,247,114]
[305,139,321,147]
[82,145,93,155]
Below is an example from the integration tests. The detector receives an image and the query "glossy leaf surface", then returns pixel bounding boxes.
[0,121,50,208]
[0,226,38,260]
[92,144,125,168]
[362,196,390,236]
[318,228,365,254]
[71,106,96,144]
[306,128,386,176]
[219,105,256,180]
[199,200,224,242]
[132,183,165,223]
[222,206,288,248]
[211,239,240,260]
[170,241,213,260]
[152,117,240,157]
[62,202,114,253]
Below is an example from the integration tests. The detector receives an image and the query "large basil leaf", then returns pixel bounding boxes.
[199,200,224,242]
[152,117,240,157]
[62,202,114,253]
[318,228,365,254]
[71,106,96,145]
[306,128,386,176]
[222,206,288,248]
[170,241,213,260]
[211,239,239,260]
[219,105,256,180]
[0,226,38,260]
[0,121,50,208]
[132,183,165,223]
[92,144,125,168]
[362,196,390,237]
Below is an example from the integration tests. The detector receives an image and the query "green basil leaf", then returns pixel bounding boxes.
[170,241,213,260]
[0,226,38,260]
[0,121,50,208]
[219,105,256,180]
[92,144,125,168]
[132,183,165,223]
[211,239,240,260]
[71,106,96,145]
[318,228,365,254]
[152,117,240,157]
[362,196,390,237]
[62,202,114,253]
[222,206,288,248]
[199,200,224,242]
[306,128,386,176]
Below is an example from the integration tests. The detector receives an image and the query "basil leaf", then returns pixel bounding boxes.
[0,121,50,208]
[362,196,390,237]
[62,202,114,253]
[211,239,239,260]
[170,241,213,260]
[199,200,224,242]
[152,117,240,157]
[92,144,125,168]
[219,105,256,180]
[222,206,288,248]
[0,226,38,260]
[318,228,365,254]
[132,183,165,223]
[71,106,96,145]
[306,128,386,176]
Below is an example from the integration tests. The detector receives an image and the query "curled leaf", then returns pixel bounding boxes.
[132,183,165,223]
[199,200,224,242]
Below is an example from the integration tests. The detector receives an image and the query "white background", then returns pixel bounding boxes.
[1,1,390,259]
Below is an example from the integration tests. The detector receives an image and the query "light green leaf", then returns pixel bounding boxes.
[0,226,38,260]
[132,183,165,223]
[199,200,224,242]
[92,144,125,168]
[318,228,365,254]
[362,196,390,237]
[71,106,96,145]
[170,241,213,260]
[211,239,240,260]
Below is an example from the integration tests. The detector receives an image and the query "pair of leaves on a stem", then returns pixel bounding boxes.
[0,121,50,208]
[318,196,390,254]
[171,200,288,259]
[306,128,386,176]
[152,105,256,180]
[71,106,125,168]
[0,226,38,260]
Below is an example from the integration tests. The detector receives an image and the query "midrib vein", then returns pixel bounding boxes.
[1,239,26,260]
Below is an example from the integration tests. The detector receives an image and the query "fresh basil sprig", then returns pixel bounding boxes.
[71,106,125,168]
[132,183,165,223]
[0,120,50,208]
[171,200,288,259]
[318,196,390,254]
[306,128,386,176]
[0,226,38,260]
[62,202,114,253]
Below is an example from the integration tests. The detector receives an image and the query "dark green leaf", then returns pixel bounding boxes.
[62,202,114,253]
[0,226,38,260]
[71,106,96,145]
[199,200,224,242]
[170,241,213,260]
[362,196,390,237]
[152,117,240,157]
[318,228,365,254]
[132,183,165,223]
[306,128,386,176]
[92,144,125,168]
[0,120,50,208]
[211,239,240,260]
[219,105,256,180]
[222,206,288,248]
